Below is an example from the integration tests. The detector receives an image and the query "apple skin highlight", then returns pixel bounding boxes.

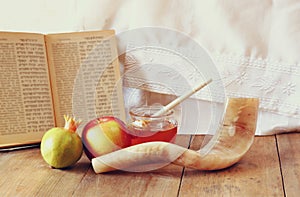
[81,116,132,160]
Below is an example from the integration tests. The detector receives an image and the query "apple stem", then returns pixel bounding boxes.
[153,79,212,117]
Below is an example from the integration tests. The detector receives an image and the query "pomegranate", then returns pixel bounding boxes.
[40,115,83,169]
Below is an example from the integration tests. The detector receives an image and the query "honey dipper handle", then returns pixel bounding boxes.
[153,79,212,117]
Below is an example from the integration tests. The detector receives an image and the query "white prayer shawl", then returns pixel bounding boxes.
[1,0,299,135]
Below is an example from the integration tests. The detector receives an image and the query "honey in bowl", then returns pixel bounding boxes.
[127,105,177,145]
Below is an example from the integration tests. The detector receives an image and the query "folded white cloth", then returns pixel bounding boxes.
[77,0,300,135]
[1,0,300,135]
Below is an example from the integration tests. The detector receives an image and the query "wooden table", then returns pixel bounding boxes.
[0,134,299,197]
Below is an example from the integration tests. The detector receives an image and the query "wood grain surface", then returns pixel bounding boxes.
[0,134,299,197]
[179,135,284,197]
[277,133,300,197]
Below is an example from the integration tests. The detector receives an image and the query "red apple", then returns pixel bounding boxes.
[82,116,132,160]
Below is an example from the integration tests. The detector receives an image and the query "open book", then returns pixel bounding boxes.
[0,30,126,149]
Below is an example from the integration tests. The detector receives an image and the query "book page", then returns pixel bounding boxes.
[45,30,126,129]
[0,32,55,148]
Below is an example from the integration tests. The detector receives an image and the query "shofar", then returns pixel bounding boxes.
[92,98,259,173]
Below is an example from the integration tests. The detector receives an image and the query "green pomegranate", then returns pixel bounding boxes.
[40,115,83,169]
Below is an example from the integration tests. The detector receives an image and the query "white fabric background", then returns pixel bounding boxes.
[1,0,300,135]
